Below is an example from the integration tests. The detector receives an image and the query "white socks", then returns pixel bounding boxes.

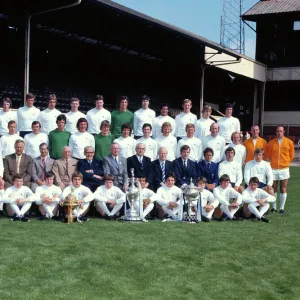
[272,192,277,210]
[280,193,287,210]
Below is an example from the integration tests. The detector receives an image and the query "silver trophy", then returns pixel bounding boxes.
[121,168,144,221]
[181,178,201,223]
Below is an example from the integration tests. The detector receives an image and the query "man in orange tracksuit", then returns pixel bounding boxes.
[267,126,294,215]
[244,125,268,163]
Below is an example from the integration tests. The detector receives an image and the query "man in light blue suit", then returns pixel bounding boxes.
[103,143,128,190]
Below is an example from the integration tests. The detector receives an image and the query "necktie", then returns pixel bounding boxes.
[183,160,187,169]
[206,162,210,171]
[16,156,21,173]
[66,159,69,176]
[42,158,46,181]
[114,157,119,168]
[139,157,143,169]
[161,162,165,183]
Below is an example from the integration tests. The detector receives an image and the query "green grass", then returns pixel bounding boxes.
[1,168,300,300]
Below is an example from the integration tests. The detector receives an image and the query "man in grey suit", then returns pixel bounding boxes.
[3,139,33,189]
[52,146,78,191]
[31,143,54,192]
[103,143,128,190]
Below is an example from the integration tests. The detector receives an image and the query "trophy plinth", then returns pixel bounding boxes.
[60,192,80,224]
[181,179,199,223]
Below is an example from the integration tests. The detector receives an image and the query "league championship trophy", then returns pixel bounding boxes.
[181,178,201,223]
[121,168,144,221]
[60,188,81,224]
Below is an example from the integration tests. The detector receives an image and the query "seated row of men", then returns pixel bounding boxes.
[0,170,275,223]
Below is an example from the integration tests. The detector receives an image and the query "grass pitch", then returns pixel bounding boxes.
[0,168,300,300]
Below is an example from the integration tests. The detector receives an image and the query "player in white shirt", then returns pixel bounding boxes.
[69,118,95,159]
[218,147,243,193]
[244,148,273,189]
[223,131,246,165]
[61,172,94,222]
[65,97,86,134]
[86,95,111,135]
[137,123,158,161]
[175,99,197,139]
[94,174,126,219]
[193,177,219,222]
[213,174,242,220]
[242,176,276,223]
[156,173,183,221]
[0,120,23,157]
[217,103,240,144]
[35,172,62,220]
[114,123,136,158]
[24,121,49,159]
[155,122,177,161]
[152,104,176,138]
[0,97,17,136]
[133,95,156,138]
[17,93,40,137]
[195,104,214,141]
[176,123,202,162]
[38,94,62,134]
[2,175,34,221]
[202,123,226,163]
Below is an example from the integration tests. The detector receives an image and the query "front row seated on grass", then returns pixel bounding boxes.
[0,171,275,223]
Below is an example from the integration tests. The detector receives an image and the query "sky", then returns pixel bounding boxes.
[113,0,258,58]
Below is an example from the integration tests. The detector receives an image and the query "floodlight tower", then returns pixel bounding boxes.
[220,0,245,54]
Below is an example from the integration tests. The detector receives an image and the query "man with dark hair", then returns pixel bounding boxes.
[24,121,48,158]
[217,103,240,144]
[0,97,17,137]
[133,95,155,139]
[110,96,134,139]
[17,93,40,137]
[4,139,33,189]
[152,104,176,138]
[137,123,158,161]
[196,147,219,192]
[94,120,113,160]
[38,94,61,135]
[114,123,136,158]
[2,175,34,221]
[77,146,104,192]
[127,143,153,186]
[69,118,94,159]
[48,114,71,160]
[65,97,86,134]
[61,171,94,222]
[195,104,214,141]
[94,174,126,219]
[31,143,54,192]
[86,95,111,135]
[173,145,197,187]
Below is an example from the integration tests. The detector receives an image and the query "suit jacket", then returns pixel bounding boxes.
[152,159,174,190]
[127,155,153,186]
[102,155,128,188]
[196,160,218,186]
[173,157,197,187]
[32,156,54,182]
[4,153,33,188]
[52,157,78,189]
[77,158,104,185]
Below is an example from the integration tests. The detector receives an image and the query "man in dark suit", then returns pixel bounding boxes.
[173,145,197,187]
[103,143,128,190]
[31,143,54,192]
[127,143,153,187]
[152,147,174,191]
[3,139,33,189]
[77,146,104,192]
[196,147,218,192]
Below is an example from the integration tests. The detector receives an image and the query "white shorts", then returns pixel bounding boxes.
[272,168,290,181]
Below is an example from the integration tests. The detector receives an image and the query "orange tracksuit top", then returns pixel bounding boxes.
[267,137,295,169]
[243,137,268,163]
